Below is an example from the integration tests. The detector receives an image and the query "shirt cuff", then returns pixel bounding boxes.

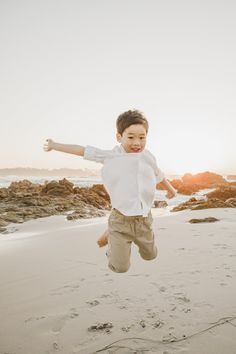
[156,170,165,184]
[83,145,104,163]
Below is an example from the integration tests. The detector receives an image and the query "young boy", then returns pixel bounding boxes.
[43,110,176,273]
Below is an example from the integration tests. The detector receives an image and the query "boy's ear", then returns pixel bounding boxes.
[116,132,122,142]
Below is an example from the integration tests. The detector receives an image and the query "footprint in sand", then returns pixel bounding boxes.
[52,308,79,333]
[182,308,191,313]
[86,300,100,307]
[25,308,79,335]
[194,302,214,309]
[100,293,113,298]
[151,283,167,293]
[146,308,157,318]
[104,278,113,283]
[119,305,127,309]
[220,282,228,287]
[24,316,46,323]
[213,243,230,250]
[190,270,201,274]
[51,283,80,296]
[174,293,190,303]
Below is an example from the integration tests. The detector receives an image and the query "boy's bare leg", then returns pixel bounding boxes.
[97,229,109,247]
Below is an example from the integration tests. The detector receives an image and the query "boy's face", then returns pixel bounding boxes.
[116,124,147,153]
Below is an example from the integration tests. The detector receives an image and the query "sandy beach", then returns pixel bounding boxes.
[0,207,236,354]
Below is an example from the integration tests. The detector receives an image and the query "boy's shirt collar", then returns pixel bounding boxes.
[119,144,126,153]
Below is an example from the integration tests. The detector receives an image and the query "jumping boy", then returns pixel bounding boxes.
[43,110,176,273]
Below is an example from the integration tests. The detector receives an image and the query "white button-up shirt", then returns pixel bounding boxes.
[83,145,165,217]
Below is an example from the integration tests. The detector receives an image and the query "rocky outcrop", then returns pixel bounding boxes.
[0,179,111,233]
[205,185,236,201]
[177,185,236,211]
[73,184,110,209]
[172,194,236,212]
[181,171,225,187]
[158,171,228,195]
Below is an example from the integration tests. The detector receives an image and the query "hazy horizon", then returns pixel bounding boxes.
[0,166,234,179]
[1,0,235,175]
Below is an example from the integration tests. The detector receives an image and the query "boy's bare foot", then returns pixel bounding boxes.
[97,230,109,247]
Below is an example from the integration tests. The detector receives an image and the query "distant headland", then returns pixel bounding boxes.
[0,168,101,177]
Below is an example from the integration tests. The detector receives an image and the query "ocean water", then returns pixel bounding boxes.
[0,175,101,188]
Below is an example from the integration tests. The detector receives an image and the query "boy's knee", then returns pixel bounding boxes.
[108,262,130,273]
[140,247,158,261]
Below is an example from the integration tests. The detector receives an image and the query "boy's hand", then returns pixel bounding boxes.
[43,139,54,152]
[166,190,177,199]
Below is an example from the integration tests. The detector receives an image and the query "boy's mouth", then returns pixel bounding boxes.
[131,148,141,152]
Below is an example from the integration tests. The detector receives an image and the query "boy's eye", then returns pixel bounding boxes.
[128,137,133,139]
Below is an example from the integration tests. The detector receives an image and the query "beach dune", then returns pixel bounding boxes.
[0,208,236,354]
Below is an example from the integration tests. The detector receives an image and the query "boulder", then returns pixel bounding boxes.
[205,186,236,201]
[153,200,168,208]
[181,171,225,187]
[189,217,219,223]
[158,171,228,195]
[41,179,74,196]
[171,197,234,212]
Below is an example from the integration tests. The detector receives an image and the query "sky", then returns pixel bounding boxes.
[0,0,235,175]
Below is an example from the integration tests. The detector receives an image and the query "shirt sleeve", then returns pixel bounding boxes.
[145,149,165,183]
[155,164,165,184]
[83,145,113,164]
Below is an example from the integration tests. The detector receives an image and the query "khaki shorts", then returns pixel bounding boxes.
[107,209,158,273]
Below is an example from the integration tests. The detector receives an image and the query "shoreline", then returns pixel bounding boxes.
[1,206,178,240]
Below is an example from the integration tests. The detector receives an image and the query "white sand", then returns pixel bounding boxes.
[0,208,236,354]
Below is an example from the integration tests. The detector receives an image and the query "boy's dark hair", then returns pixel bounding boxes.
[116,110,149,135]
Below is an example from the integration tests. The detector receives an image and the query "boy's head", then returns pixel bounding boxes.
[116,110,149,153]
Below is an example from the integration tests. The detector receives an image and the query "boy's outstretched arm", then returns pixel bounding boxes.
[43,139,85,156]
[157,178,177,199]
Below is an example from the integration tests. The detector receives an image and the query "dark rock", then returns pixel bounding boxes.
[153,200,168,208]
[74,184,110,209]
[0,179,111,229]
[191,199,229,210]
[41,179,74,196]
[88,322,113,332]
[158,171,228,195]
[0,218,9,227]
[66,208,105,220]
[226,198,236,207]
[189,217,219,223]
[206,186,236,201]
[171,196,235,212]
[0,188,9,199]
[182,172,225,187]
